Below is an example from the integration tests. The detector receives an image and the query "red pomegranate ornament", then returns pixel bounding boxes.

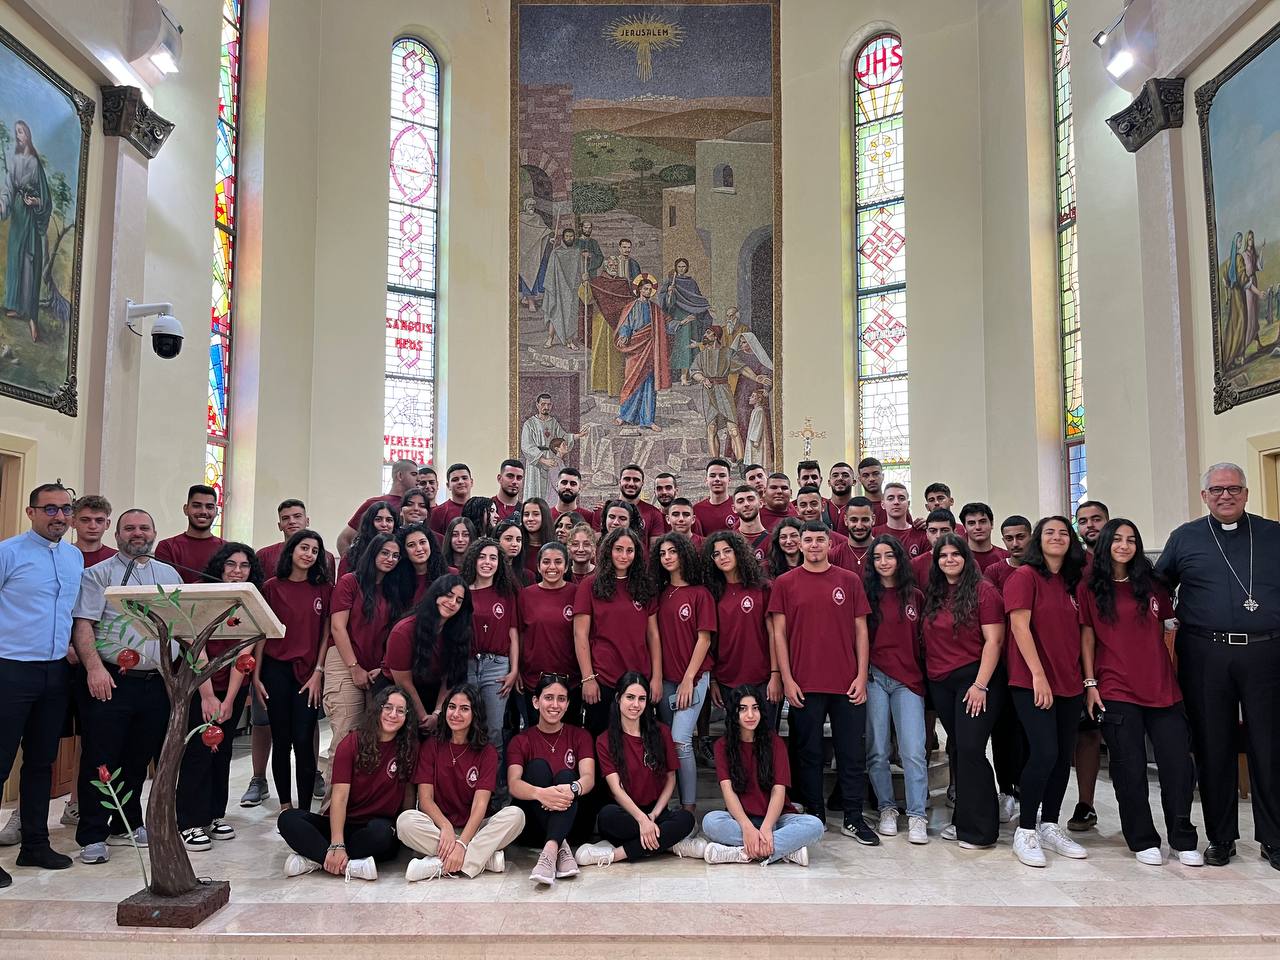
[201,724,225,752]
[117,648,141,673]
[226,616,242,628]
[235,653,256,675]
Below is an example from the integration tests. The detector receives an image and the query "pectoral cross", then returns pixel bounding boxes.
[788,417,827,458]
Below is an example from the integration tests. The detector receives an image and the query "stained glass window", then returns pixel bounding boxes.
[1051,1,1086,511]
[853,33,909,490]
[207,0,242,536]
[384,37,439,486]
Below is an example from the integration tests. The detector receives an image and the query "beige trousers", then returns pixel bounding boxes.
[321,646,372,781]
[396,805,526,877]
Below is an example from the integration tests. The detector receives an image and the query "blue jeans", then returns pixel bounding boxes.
[866,666,928,819]
[658,672,710,805]
[702,810,825,864]
[468,654,511,802]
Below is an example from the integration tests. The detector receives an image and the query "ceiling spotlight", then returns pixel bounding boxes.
[1106,48,1135,78]
[1092,30,1108,47]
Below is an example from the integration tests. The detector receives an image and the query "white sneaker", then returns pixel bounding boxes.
[574,842,616,867]
[998,792,1018,823]
[344,856,378,882]
[0,808,21,846]
[940,823,958,841]
[1135,847,1164,866]
[907,816,929,845]
[877,808,899,837]
[485,850,505,873]
[60,800,80,827]
[1013,826,1047,867]
[703,841,750,864]
[406,856,444,882]
[959,839,995,850]
[671,835,708,859]
[1177,849,1205,867]
[1037,822,1087,859]
[284,853,320,877]
[208,819,235,841]
[529,848,557,885]
[181,826,211,851]
[781,845,809,866]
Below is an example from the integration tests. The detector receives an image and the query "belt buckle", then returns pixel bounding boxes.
[1227,633,1248,646]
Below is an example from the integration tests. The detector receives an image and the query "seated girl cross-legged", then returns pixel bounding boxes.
[277,686,416,880]
[397,683,526,880]
[576,672,702,867]
[702,685,824,866]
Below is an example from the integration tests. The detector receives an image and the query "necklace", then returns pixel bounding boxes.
[536,727,564,754]
[851,544,870,566]
[447,741,469,766]
[1206,515,1259,612]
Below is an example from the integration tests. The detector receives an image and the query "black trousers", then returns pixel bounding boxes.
[0,657,70,850]
[788,691,866,822]
[718,681,782,731]
[1011,689,1082,829]
[582,682,617,737]
[514,758,584,845]
[597,804,694,860]
[176,687,250,829]
[929,662,1005,846]
[277,809,399,864]
[1100,699,1198,852]
[76,665,169,846]
[991,689,1028,796]
[261,655,318,811]
[1176,633,1280,847]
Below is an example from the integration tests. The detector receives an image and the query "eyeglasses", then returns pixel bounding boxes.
[38,504,73,516]
[381,704,408,717]
[1206,485,1245,497]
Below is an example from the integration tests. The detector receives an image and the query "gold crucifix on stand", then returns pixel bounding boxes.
[788,418,827,459]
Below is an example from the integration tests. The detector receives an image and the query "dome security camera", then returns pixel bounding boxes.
[125,299,185,360]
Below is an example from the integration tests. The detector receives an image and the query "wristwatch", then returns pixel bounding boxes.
[569,780,581,796]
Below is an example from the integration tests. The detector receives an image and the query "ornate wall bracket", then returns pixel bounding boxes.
[100,85,175,159]
[1106,78,1184,153]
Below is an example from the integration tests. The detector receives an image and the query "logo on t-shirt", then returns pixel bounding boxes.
[832,586,847,606]
[725,515,737,527]
[466,765,479,787]
[313,597,324,614]
[753,548,766,561]
[386,758,399,779]
[740,595,755,613]
[1069,594,1080,611]
[905,603,918,622]
[1149,596,1160,618]
[908,544,922,557]
[562,604,574,621]
[493,602,505,620]
[678,602,692,621]
[564,748,577,768]
[632,600,644,611]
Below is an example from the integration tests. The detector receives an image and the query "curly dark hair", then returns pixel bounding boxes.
[493,518,530,588]
[354,684,418,778]
[347,501,399,573]
[411,574,472,691]
[591,526,655,603]
[434,682,489,750]
[606,671,667,795]
[649,531,703,589]
[702,531,768,600]
[203,541,265,589]
[722,684,774,798]
[864,534,916,630]
[441,516,476,569]
[353,532,401,622]
[767,517,805,579]
[922,534,982,628]
[462,496,497,539]
[1023,515,1088,592]
[460,537,519,599]
[1086,518,1164,624]
[276,529,332,585]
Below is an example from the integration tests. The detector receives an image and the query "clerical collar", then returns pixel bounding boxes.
[1220,522,1238,531]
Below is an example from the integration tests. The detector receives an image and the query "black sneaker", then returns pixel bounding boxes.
[0,864,10,889]
[313,773,326,800]
[842,817,881,846]
[1067,802,1097,832]
[15,846,73,870]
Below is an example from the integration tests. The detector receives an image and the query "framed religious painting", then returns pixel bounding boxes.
[1196,20,1280,413]
[0,25,92,416]
[510,0,781,503]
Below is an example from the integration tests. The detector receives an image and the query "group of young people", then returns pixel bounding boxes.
[1,455,1276,890]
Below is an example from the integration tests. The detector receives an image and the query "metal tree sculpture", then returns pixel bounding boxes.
[103,588,264,898]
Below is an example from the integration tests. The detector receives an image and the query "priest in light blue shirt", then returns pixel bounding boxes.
[0,482,82,883]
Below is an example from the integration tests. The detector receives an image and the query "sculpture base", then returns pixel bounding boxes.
[116,880,230,928]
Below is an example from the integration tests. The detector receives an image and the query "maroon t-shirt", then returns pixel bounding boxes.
[741,529,771,565]
[573,575,656,688]
[767,565,871,694]
[469,584,515,657]
[507,723,594,778]
[414,738,498,828]
[628,499,667,538]
[910,552,933,585]
[427,499,466,537]
[331,573,392,671]
[494,500,521,523]
[870,500,888,526]
[657,584,715,682]
[78,545,117,568]
[383,615,416,674]
[971,545,1010,573]
[552,503,598,530]
[921,580,1005,681]
[984,558,1019,592]
[713,583,771,688]
[262,577,332,682]
[1079,581,1179,707]
[872,524,930,559]
[518,583,578,687]
[828,538,861,573]
[204,636,243,696]
[347,494,404,532]
[595,725,677,808]
[331,732,408,821]
[869,586,925,695]
[714,735,791,818]
[823,499,852,529]
[759,504,797,533]
[693,497,738,535]
[155,533,225,583]
[1004,566,1084,698]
